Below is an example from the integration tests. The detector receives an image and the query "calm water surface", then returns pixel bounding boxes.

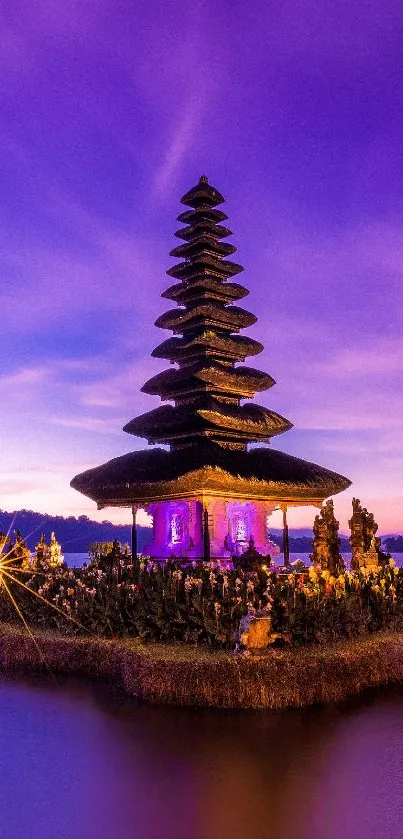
[1,673,403,839]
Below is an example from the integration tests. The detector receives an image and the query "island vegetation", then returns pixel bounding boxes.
[1,499,402,708]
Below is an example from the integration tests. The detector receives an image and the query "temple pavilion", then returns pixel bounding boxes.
[71,177,351,562]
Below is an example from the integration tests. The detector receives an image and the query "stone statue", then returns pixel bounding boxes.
[34,533,48,568]
[48,532,64,568]
[234,536,266,572]
[349,498,382,570]
[311,500,344,575]
[11,530,31,569]
[111,538,121,560]
[0,531,11,559]
[238,610,280,652]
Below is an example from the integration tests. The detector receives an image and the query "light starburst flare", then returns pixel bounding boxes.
[0,526,83,647]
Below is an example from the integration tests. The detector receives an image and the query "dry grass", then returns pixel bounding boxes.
[1,623,403,709]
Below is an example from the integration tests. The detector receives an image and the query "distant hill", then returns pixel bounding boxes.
[0,510,150,554]
[384,536,403,553]
[268,531,351,553]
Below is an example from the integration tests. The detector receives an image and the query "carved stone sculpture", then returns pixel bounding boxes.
[349,498,381,570]
[311,500,344,575]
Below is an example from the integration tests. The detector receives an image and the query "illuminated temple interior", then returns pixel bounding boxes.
[141,500,279,560]
[71,177,350,562]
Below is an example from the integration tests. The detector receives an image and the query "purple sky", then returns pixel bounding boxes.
[1,0,402,532]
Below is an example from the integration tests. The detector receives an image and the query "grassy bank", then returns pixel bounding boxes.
[2,623,403,708]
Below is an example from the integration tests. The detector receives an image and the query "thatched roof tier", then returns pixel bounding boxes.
[155,303,257,333]
[177,206,228,225]
[141,363,275,401]
[170,237,237,259]
[175,222,232,241]
[123,402,292,446]
[152,334,263,363]
[141,177,291,445]
[166,257,244,281]
[162,280,249,306]
[71,445,351,507]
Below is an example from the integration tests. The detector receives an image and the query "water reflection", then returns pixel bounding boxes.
[1,673,403,839]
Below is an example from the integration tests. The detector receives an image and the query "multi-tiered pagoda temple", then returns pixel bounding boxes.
[71,177,350,561]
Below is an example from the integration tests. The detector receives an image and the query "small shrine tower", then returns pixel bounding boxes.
[71,178,350,561]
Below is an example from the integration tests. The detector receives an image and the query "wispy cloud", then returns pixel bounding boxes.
[75,357,162,410]
[0,477,41,496]
[0,184,159,332]
[51,416,118,434]
[0,365,50,388]
[313,338,403,377]
[153,91,209,199]
[261,219,403,315]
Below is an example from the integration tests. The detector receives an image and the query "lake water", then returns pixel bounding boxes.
[1,672,403,839]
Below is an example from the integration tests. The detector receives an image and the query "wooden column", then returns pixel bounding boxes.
[203,505,210,562]
[131,506,138,560]
[283,506,290,567]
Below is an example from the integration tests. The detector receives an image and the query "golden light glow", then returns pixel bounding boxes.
[0,524,83,638]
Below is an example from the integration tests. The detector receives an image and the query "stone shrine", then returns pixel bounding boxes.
[311,500,344,576]
[34,532,64,568]
[349,498,382,570]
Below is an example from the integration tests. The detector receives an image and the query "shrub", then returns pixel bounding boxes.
[1,554,402,649]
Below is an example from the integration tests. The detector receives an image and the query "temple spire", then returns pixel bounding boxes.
[71,177,352,528]
[124,178,292,451]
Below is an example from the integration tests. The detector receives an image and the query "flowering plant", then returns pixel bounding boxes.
[1,541,402,648]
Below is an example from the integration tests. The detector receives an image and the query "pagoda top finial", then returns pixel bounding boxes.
[180,177,225,208]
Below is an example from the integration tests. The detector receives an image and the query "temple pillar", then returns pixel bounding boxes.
[250,502,264,549]
[203,502,211,562]
[261,502,280,557]
[282,505,290,567]
[156,503,169,555]
[209,499,229,557]
[131,504,140,559]
[244,501,278,556]
[190,500,204,557]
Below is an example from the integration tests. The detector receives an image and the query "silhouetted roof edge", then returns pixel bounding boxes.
[71,446,351,507]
